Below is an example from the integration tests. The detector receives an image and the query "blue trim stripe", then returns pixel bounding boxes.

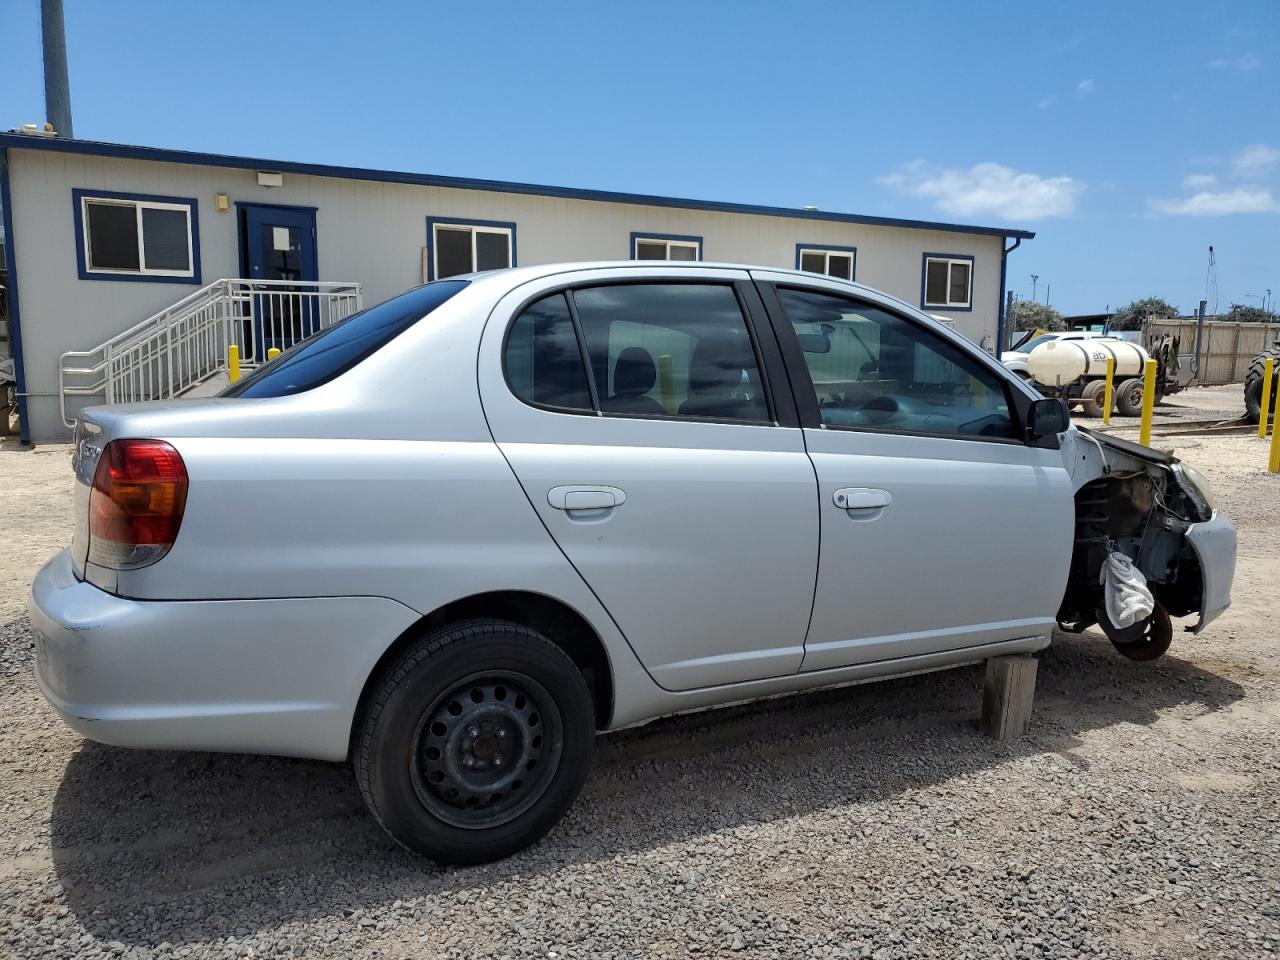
[426,216,518,281]
[630,232,703,260]
[794,243,857,280]
[71,187,202,285]
[920,252,975,314]
[0,134,1035,241]
[1,148,31,442]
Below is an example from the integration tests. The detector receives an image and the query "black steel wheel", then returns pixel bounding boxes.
[354,619,595,864]
[1096,602,1173,662]
[1079,379,1107,418]
[410,672,560,829]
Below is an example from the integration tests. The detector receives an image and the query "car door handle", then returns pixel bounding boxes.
[833,487,892,511]
[548,485,627,511]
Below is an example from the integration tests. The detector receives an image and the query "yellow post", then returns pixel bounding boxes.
[657,353,675,414]
[227,344,241,383]
[1258,357,1274,439]
[972,375,987,409]
[1269,385,1280,473]
[267,347,281,361]
[1138,357,1158,446]
[1102,357,1115,425]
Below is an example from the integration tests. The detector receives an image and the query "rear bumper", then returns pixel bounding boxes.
[1186,511,1236,634]
[28,549,420,761]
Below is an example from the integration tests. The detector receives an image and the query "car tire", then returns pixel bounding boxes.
[1115,378,1146,417]
[1079,379,1106,418]
[354,618,596,865]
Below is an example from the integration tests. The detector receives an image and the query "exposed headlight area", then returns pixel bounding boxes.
[1173,464,1216,521]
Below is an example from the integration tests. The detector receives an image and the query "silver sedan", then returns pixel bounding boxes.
[29,262,1235,863]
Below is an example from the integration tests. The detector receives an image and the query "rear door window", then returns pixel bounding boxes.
[503,282,773,424]
[223,280,468,398]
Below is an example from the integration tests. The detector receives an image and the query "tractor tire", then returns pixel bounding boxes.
[1115,378,1146,418]
[1244,348,1280,424]
[1079,379,1107,418]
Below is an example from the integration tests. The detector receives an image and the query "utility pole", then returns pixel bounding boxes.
[41,0,74,137]
[1045,284,1051,307]
[1030,275,1039,303]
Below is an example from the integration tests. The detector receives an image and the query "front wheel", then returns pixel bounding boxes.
[354,619,596,864]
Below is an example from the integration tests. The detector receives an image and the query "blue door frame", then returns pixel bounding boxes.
[238,203,319,355]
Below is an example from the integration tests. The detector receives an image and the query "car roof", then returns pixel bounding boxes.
[459,260,875,291]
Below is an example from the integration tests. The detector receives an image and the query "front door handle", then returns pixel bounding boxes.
[548,485,627,511]
[833,487,892,511]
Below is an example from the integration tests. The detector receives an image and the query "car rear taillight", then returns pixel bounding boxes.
[87,439,189,570]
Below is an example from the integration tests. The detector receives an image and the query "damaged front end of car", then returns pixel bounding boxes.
[1056,427,1236,661]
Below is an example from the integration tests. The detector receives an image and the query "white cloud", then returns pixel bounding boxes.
[1150,189,1280,216]
[1209,53,1261,72]
[879,161,1084,220]
[1036,96,1055,110]
[1182,173,1219,189]
[1234,144,1280,175]
[1076,78,1096,96]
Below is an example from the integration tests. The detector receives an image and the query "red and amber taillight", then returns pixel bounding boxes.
[87,439,189,569]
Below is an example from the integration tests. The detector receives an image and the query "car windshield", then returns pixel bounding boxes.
[1015,334,1060,352]
[222,280,468,398]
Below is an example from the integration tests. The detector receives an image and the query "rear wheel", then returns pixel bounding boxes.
[1079,379,1107,418]
[1244,348,1280,424]
[354,619,595,864]
[1115,377,1146,418]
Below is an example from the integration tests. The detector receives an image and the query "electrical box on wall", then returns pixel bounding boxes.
[256,171,283,188]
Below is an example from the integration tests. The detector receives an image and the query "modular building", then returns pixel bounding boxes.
[0,131,1033,442]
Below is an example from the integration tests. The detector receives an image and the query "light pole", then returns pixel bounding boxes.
[1031,275,1039,303]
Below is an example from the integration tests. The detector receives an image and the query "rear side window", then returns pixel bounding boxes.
[503,282,771,424]
[223,280,468,398]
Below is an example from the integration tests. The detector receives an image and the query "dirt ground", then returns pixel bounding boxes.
[1,384,1278,959]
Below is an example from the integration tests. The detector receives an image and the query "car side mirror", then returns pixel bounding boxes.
[1027,397,1070,439]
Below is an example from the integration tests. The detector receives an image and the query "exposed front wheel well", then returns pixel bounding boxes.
[351,591,614,754]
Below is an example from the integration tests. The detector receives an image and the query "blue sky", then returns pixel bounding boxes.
[2,0,1276,316]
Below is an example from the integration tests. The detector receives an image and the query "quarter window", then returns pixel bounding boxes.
[631,235,701,261]
[505,293,593,412]
[777,286,1016,440]
[922,255,972,309]
[76,191,197,279]
[430,219,514,279]
[797,246,856,281]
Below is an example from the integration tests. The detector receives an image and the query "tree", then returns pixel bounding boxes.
[1109,297,1180,331]
[1008,299,1065,332]
[1224,303,1272,323]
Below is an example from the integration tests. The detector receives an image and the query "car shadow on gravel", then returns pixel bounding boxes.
[48,629,1244,948]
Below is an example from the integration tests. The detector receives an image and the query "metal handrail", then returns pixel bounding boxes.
[59,278,362,426]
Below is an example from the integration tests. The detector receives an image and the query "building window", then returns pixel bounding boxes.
[73,189,199,283]
[630,233,702,261]
[922,254,973,310]
[428,218,516,279]
[796,245,856,281]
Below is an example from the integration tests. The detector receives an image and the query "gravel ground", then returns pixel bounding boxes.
[2,386,1278,960]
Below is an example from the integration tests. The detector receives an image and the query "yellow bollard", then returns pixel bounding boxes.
[657,353,676,414]
[267,347,281,361]
[1258,357,1274,439]
[1138,357,1158,446]
[227,344,241,383]
[1102,357,1115,425]
[1270,385,1280,473]
[972,376,988,409]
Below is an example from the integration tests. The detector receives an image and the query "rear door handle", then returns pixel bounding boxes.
[548,485,627,511]
[833,487,892,511]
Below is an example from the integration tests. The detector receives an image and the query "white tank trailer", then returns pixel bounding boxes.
[1027,338,1152,418]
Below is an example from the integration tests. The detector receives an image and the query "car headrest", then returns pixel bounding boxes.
[612,347,657,397]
